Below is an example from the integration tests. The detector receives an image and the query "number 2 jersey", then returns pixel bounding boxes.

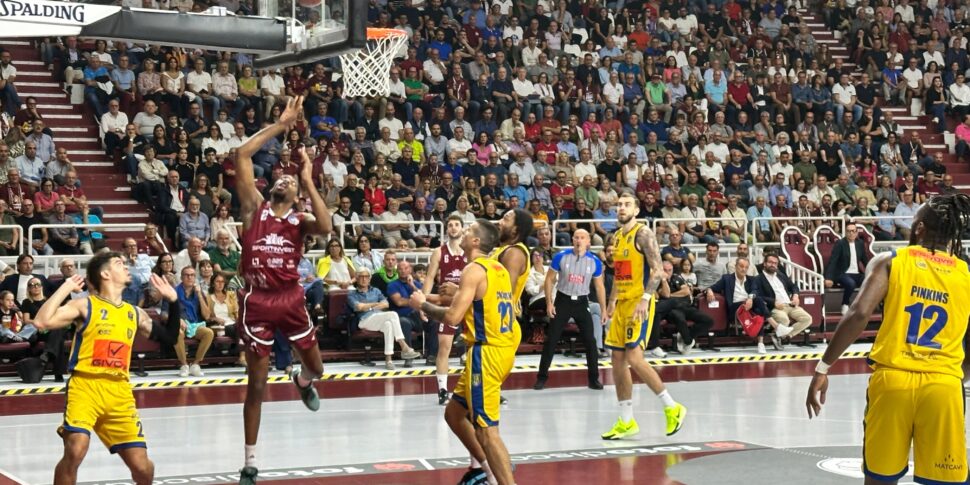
[869,245,970,379]
[68,296,138,380]
[462,257,520,348]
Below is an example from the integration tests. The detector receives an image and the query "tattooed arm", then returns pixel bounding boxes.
[410,263,485,326]
[637,225,664,295]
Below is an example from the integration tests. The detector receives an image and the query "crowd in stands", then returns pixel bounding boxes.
[6,0,970,372]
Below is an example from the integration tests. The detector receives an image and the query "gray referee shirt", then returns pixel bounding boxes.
[550,248,604,297]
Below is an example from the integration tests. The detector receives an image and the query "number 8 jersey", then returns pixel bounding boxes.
[870,246,970,379]
[463,257,520,348]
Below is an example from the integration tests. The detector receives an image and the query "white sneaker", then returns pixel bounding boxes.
[683,339,696,355]
[178,365,189,377]
[649,347,667,358]
[189,364,204,377]
[841,304,849,314]
[757,343,767,354]
[776,325,793,338]
[675,334,685,354]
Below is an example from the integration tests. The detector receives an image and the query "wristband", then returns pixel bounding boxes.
[815,360,831,375]
[641,292,652,303]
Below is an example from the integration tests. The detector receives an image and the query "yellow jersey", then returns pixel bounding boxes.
[463,257,521,348]
[870,246,970,379]
[68,296,139,380]
[492,242,531,317]
[613,223,648,301]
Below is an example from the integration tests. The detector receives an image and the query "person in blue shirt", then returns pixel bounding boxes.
[429,29,453,62]
[502,174,528,208]
[174,266,215,377]
[82,56,112,118]
[385,261,433,363]
[347,267,422,369]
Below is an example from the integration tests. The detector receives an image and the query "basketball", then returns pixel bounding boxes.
[298,0,321,7]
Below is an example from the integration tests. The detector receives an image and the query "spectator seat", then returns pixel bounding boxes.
[780,226,816,272]
[811,224,841,276]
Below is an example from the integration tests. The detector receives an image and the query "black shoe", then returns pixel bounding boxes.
[239,466,258,485]
[500,396,509,405]
[438,388,449,405]
[533,379,546,390]
[588,380,604,390]
[424,358,436,366]
[456,467,488,485]
[53,374,64,383]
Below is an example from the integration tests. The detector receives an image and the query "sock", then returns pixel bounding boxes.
[657,390,677,408]
[619,400,634,422]
[437,374,448,391]
[244,444,257,468]
[481,460,497,485]
[470,456,481,469]
[297,368,314,388]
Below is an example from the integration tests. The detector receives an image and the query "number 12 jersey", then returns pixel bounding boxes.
[870,246,970,379]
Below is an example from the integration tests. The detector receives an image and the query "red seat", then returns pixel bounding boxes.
[0,342,32,363]
[812,225,842,276]
[856,225,876,262]
[780,227,816,272]
[697,293,728,334]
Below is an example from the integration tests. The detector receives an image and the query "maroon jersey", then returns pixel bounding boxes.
[437,242,467,286]
[240,201,305,290]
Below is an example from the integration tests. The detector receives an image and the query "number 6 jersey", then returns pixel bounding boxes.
[463,257,520,348]
[869,246,970,379]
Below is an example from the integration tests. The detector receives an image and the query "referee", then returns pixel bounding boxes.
[534,229,607,390]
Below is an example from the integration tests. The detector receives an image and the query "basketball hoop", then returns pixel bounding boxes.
[338,28,409,98]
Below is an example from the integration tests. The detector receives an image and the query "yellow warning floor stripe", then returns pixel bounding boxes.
[0,351,869,396]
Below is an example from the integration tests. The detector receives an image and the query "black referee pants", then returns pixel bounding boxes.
[537,293,599,383]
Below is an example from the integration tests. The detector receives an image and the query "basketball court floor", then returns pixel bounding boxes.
[0,343,957,485]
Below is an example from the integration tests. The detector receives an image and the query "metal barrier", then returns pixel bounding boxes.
[338,219,445,246]
[28,223,147,255]
[778,255,824,294]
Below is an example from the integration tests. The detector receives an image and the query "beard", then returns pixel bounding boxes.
[271,190,287,204]
[617,212,634,225]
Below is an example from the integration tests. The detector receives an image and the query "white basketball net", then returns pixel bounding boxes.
[339,30,409,98]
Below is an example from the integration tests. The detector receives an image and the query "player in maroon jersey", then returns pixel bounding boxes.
[232,97,332,485]
[422,215,467,405]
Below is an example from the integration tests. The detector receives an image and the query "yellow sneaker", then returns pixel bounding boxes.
[601,417,639,440]
[665,403,687,436]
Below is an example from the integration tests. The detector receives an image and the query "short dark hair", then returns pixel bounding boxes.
[16,254,33,265]
[475,219,501,254]
[87,251,123,293]
[505,208,534,245]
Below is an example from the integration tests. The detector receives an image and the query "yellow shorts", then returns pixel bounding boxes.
[59,373,146,453]
[451,343,516,428]
[605,297,654,350]
[864,367,967,484]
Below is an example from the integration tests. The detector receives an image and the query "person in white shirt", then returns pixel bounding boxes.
[511,68,537,118]
[226,122,249,151]
[375,127,402,161]
[100,100,129,156]
[831,73,861,122]
[212,61,245,121]
[699,154,725,183]
[322,155,349,188]
[602,72,625,113]
[185,58,220,122]
[900,58,924,107]
[448,126,473,163]
[922,40,945,70]
[894,0,915,23]
[259,69,289,121]
[521,37,542,67]
[574,149,598,181]
[948,73,970,119]
[509,154,537,185]
[807,176,837,207]
[378,105,405,142]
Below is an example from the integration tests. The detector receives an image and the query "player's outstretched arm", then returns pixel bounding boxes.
[137,274,183,346]
[807,251,891,418]
[297,146,332,236]
[33,275,86,331]
[411,264,484,326]
[235,96,304,224]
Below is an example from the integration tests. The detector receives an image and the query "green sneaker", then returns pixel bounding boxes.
[290,369,320,412]
[239,466,258,485]
[665,403,687,436]
[601,417,639,440]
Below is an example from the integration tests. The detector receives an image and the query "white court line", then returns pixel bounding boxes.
[0,466,31,485]
[417,458,436,470]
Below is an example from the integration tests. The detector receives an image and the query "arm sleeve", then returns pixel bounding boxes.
[550,250,564,272]
[591,254,603,277]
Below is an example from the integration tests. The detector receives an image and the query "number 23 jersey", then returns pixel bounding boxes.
[870,246,970,379]
[463,257,520,348]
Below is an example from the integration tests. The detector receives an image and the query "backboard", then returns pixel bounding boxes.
[252,0,367,69]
